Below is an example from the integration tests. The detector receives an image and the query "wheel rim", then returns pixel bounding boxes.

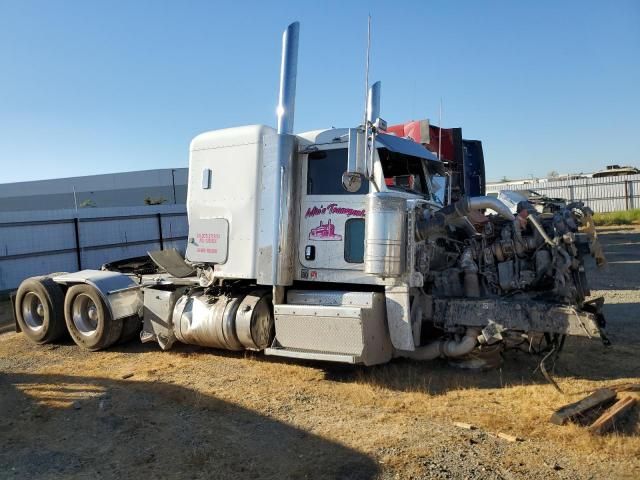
[72,293,99,336]
[22,292,45,332]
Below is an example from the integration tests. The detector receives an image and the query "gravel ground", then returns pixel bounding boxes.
[0,228,638,480]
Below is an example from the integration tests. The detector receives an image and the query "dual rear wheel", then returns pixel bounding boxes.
[63,284,124,351]
[15,277,66,344]
[15,278,140,350]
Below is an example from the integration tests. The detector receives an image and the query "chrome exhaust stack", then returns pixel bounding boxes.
[344,81,381,190]
[276,22,299,135]
[271,22,300,287]
[366,81,381,125]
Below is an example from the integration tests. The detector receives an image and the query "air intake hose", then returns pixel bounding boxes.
[399,327,482,361]
[416,196,515,240]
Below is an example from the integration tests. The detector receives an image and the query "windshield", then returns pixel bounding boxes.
[378,148,429,196]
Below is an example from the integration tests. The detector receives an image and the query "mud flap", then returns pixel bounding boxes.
[10,291,20,333]
[384,286,415,350]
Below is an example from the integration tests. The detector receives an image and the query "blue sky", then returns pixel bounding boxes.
[0,0,638,183]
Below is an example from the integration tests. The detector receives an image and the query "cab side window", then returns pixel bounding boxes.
[344,218,365,263]
[307,148,368,195]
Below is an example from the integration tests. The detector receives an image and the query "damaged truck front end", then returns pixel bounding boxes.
[394,190,608,367]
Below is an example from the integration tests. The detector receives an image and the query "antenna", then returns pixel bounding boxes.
[438,97,442,162]
[362,14,371,129]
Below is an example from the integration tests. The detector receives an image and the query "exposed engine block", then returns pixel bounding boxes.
[416,197,603,308]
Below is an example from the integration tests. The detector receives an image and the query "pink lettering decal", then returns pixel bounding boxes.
[196,232,221,244]
[305,203,365,218]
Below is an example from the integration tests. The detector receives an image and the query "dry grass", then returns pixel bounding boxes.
[1,229,639,478]
[594,209,640,226]
[347,357,640,457]
[1,331,638,478]
[4,322,631,464]
[2,303,639,476]
[230,335,640,469]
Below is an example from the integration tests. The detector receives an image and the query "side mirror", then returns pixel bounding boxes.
[343,127,367,192]
[342,172,363,193]
[346,127,366,174]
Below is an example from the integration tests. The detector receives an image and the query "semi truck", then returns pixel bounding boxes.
[12,22,608,367]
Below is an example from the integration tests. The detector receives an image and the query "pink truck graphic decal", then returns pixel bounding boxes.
[309,219,342,241]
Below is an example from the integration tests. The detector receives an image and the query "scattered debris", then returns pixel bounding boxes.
[453,422,477,430]
[543,460,565,471]
[551,386,639,434]
[538,345,563,393]
[611,383,640,393]
[588,396,637,435]
[452,422,524,442]
[486,431,525,442]
[550,388,616,425]
[495,432,523,442]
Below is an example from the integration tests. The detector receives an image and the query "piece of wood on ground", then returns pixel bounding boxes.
[612,383,640,393]
[550,388,617,425]
[496,432,524,442]
[486,432,524,442]
[588,396,637,435]
[453,422,477,430]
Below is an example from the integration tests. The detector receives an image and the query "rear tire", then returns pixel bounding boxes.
[15,277,66,344]
[64,284,123,351]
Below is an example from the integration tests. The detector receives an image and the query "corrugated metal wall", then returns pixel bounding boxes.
[486,174,640,213]
[0,205,187,292]
[0,168,189,212]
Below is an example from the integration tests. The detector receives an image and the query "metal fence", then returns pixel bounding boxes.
[0,205,187,292]
[486,174,640,213]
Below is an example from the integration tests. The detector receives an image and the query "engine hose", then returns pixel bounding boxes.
[399,327,482,361]
[417,196,515,240]
[465,196,515,221]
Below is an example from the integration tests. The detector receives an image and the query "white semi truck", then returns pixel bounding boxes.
[12,22,608,367]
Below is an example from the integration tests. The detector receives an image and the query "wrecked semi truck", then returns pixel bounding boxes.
[13,22,607,366]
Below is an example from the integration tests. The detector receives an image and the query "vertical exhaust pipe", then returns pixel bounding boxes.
[270,22,300,287]
[277,22,300,135]
[366,81,381,124]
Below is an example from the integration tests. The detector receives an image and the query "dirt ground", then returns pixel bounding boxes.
[1,228,638,480]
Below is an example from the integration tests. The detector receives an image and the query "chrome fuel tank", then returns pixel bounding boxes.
[364,193,407,277]
[171,290,274,351]
[172,293,244,350]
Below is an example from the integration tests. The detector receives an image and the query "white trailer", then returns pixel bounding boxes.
[12,22,608,367]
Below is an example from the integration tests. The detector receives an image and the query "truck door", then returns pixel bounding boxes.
[299,145,368,273]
